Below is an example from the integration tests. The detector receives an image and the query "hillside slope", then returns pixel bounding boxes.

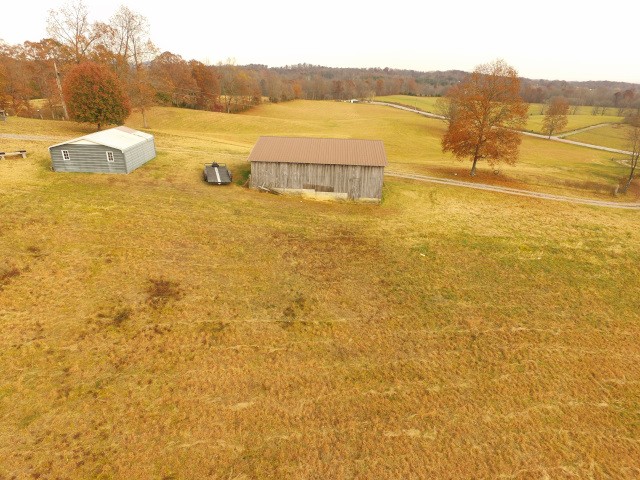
[1,104,639,478]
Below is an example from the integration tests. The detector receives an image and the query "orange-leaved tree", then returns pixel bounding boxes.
[63,61,131,130]
[542,97,570,138]
[441,59,528,176]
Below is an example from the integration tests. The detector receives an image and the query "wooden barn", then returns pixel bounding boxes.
[248,136,387,201]
[49,126,156,174]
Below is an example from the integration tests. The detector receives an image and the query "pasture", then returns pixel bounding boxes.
[375,94,627,136]
[1,101,639,478]
[566,123,635,151]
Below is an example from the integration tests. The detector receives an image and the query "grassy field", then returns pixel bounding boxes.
[1,102,640,478]
[527,104,619,116]
[374,95,442,113]
[346,99,631,198]
[375,95,626,135]
[525,115,624,135]
[565,124,634,151]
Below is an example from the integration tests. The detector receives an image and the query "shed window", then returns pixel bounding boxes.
[62,150,70,161]
[106,151,115,163]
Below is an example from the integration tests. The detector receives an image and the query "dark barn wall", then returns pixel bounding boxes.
[250,162,384,199]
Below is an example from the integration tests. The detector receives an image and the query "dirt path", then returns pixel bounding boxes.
[369,101,446,120]
[386,171,640,210]
[520,128,633,155]
[0,133,63,142]
[555,123,612,138]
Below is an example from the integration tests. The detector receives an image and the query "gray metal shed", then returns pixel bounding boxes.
[248,136,387,201]
[49,126,156,173]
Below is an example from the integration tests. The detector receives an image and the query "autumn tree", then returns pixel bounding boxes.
[150,52,198,107]
[0,43,34,116]
[190,61,221,110]
[21,39,71,119]
[0,46,8,111]
[217,59,260,113]
[441,59,528,176]
[63,61,130,130]
[542,97,570,138]
[109,6,156,127]
[331,80,344,100]
[621,115,640,193]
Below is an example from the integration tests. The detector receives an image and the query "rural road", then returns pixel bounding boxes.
[370,101,446,120]
[519,128,633,155]
[370,101,634,156]
[0,133,63,141]
[386,171,640,210]
[555,123,612,138]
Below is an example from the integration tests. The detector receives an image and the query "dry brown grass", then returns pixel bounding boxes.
[1,105,639,479]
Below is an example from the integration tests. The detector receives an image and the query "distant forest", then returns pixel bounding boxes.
[1,2,638,119]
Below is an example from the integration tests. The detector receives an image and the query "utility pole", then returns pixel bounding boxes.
[53,60,69,120]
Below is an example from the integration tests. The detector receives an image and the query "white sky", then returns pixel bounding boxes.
[2,0,638,83]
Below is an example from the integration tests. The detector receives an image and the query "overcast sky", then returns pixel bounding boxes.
[2,0,638,83]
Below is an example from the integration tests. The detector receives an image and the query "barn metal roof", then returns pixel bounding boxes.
[247,136,387,167]
[49,126,153,152]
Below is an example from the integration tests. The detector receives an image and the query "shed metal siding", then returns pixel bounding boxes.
[124,138,156,173]
[250,162,384,199]
[49,128,156,174]
[50,144,126,173]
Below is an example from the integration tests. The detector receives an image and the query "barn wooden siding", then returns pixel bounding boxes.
[250,162,385,199]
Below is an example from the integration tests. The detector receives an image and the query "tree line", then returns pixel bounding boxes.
[1,0,639,122]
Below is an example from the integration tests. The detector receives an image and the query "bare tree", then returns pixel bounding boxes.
[109,6,157,128]
[621,116,640,193]
[46,0,104,64]
[542,97,570,138]
[218,59,238,113]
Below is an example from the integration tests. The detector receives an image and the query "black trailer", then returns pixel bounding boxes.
[203,162,232,185]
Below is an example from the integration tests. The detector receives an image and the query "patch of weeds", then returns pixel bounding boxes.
[26,245,43,258]
[200,320,230,346]
[234,162,251,186]
[18,411,40,428]
[146,278,182,309]
[278,293,308,329]
[0,265,20,291]
[112,307,132,326]
[199,321,228,334]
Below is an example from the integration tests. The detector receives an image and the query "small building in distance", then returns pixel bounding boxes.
[248,136,387,201]
[49,126,156,174]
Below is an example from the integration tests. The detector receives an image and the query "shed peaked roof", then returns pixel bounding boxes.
[49,126,153,152]
[247,136,387,167]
